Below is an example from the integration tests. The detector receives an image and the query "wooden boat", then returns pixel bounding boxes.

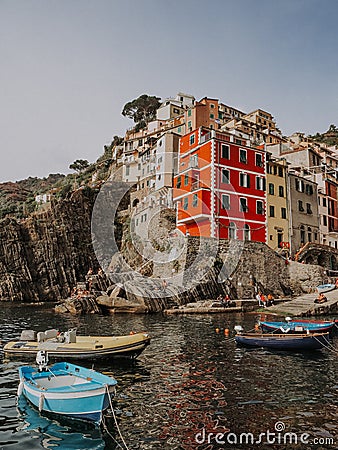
[259,319,337,334]
[235,331,330,350]
[317,283,336,294]
[4,328,150,360]
[17,352,117,424]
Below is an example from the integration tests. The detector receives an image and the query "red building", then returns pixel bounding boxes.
[173,127,267,242]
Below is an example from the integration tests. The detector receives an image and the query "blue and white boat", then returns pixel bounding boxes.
[259,319,337,334]
[17,352,117,424]
[317,283,336,294]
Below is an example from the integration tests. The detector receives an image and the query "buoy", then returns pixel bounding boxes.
[17,380,24,397]
[39,393,44,412]
[224,328,229,336]
[215,328,220,333]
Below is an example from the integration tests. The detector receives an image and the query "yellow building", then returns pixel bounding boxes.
[266,157,290,254]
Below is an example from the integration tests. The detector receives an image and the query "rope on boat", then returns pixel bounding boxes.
[102,384,129,450]
[313,335,338,354]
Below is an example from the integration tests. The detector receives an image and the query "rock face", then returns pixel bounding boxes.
[0,189,99,302]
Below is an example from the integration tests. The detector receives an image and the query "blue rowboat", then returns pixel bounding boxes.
[17,359,117,424]
[317,283,336,294]
[235,332,330,350]
[260,320,337,334]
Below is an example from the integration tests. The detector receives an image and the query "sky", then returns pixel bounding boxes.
[0,0,338,182]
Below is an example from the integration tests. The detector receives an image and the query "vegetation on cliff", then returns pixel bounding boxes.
[309,124,338,146]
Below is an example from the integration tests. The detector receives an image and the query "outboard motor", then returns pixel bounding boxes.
[234,325,244,334]
[36,350,49,372]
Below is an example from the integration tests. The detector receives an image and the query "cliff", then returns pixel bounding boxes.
[0,188,99,302]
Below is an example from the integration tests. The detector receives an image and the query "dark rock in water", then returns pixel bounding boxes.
[55,295,101,315]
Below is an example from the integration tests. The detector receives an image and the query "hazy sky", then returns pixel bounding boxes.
[1,0,337,182]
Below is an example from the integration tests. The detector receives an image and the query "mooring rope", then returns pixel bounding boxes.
[313,335,338,354]
[102,385,129,450]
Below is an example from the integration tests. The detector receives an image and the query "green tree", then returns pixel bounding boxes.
[69,159,90,173]
[121,94,161,127]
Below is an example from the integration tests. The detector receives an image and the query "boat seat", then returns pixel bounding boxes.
[45,329,59,340]
[37,332,46,343]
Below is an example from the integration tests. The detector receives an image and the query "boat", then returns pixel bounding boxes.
[259,319,337,334]
[235,331,330,350]
[4,328,150,360]
[17,351,117,424]
[317,283,336,294]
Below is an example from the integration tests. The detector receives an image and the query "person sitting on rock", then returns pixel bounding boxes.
[314,293,327,304]
[267,293,275,306]
[256,292,265,307]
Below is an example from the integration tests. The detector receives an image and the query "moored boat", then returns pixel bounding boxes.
[259,319,337,334]
[4,328,150,360]
[317,283,336,294]
[235,331,330,350]
[17,352,117,424]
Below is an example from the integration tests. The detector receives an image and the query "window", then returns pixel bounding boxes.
[138,163,141,170]
[173,108,180,114]
[147,180,150,186]
[222,194,230,210]
[269,205,275,217]
[177,126,182,133]
[240,173,250,188]
[222,169,230,183]
[323,198,327,207]
[306,184,313,195]
[229,222,236,239]
[308,227,312,242]
[306,203,312,214]
[189,154,198,168]
[278,166,284,177]
[295,178,304,192]
[210,103,215,108]
[243,224,250,240]
[126,166,130,176]
[269,183,275,195]
[221,144,230,159]
[240,197,248,212]
[256,176,265,190]
[255,153,263,167]
[300,226,305,244]
[323,215,327,226]
[138,139,143,146]
[240,149,247,164]
[210,113,214,119]
[192,194,198,207]
[188,120,192,129]
[183,197,188,210]
[298,200,304,212]
[279,186,284,197]
[158,174,161,181]
[184,174,189,186]
[190,134,195,145]
[281,207,287,219]
[176,176,181,188]
[158,156,163,164]
[188,109,192,117]
[256,201,264,215]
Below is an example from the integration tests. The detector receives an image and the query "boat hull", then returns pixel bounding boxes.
[260,320,336,334]
[5,332,150,361]
[18,362,117,424]
[235,332,330,350]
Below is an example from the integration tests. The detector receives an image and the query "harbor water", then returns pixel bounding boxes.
[0,303,337,449]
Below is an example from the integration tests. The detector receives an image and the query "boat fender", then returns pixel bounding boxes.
[129,331,135,335]
[39,393,44,412]
[17,380,24,397]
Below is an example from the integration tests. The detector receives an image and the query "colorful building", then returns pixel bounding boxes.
[173,127,267,242]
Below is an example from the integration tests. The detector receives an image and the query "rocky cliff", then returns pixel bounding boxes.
[0,189,99,301]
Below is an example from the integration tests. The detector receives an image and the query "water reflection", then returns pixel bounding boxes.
[0,304,337,449]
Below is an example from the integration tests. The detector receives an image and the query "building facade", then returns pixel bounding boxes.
[173,127,267,242]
